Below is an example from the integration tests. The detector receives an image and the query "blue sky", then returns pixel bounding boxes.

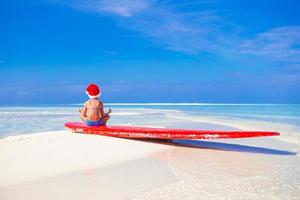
[1,0,300,104]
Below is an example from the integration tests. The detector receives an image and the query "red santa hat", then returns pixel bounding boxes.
[86,83,101,98]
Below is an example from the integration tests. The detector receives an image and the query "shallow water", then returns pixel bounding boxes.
[0,104,299,144]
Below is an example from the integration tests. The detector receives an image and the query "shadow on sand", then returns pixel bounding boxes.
[134,139,297,156]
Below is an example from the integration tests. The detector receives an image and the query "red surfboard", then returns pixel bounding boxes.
[64,122,280,140]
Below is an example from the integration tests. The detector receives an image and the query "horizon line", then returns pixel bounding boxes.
[0,103,299,107]
[73,103,297,106]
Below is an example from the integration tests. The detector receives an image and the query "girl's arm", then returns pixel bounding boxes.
[80,105,87,121]
[99,102,106,117]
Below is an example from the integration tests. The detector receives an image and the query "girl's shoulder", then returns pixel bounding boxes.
[97,100,103,107]
[84,99,92,106]
[96,100,103,108]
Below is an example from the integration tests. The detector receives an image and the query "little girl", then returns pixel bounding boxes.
[80,83,111,126]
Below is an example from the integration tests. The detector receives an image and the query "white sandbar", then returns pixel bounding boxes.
[0,131,170,187]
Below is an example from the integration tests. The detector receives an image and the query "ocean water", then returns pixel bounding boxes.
[0,104,299,144]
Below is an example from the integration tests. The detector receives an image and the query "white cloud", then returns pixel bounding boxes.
[62,0,228,54]
[67,0,152,17]
[61,0,300,65]
[120,8,231,54]
[98,0,152,17]
[237,26,300,63]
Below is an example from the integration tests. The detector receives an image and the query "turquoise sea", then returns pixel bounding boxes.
[1,103,299,143]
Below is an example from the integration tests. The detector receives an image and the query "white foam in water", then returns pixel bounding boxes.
[111,112,142,116]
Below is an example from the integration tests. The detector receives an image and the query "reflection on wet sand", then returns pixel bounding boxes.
[133,139,299,200]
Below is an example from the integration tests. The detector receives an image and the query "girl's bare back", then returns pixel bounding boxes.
[83,99,103,121]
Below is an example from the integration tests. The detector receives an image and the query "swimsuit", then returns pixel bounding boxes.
[86,119,105,126]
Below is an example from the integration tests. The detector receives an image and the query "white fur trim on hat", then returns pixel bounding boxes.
[86,91,101,99]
